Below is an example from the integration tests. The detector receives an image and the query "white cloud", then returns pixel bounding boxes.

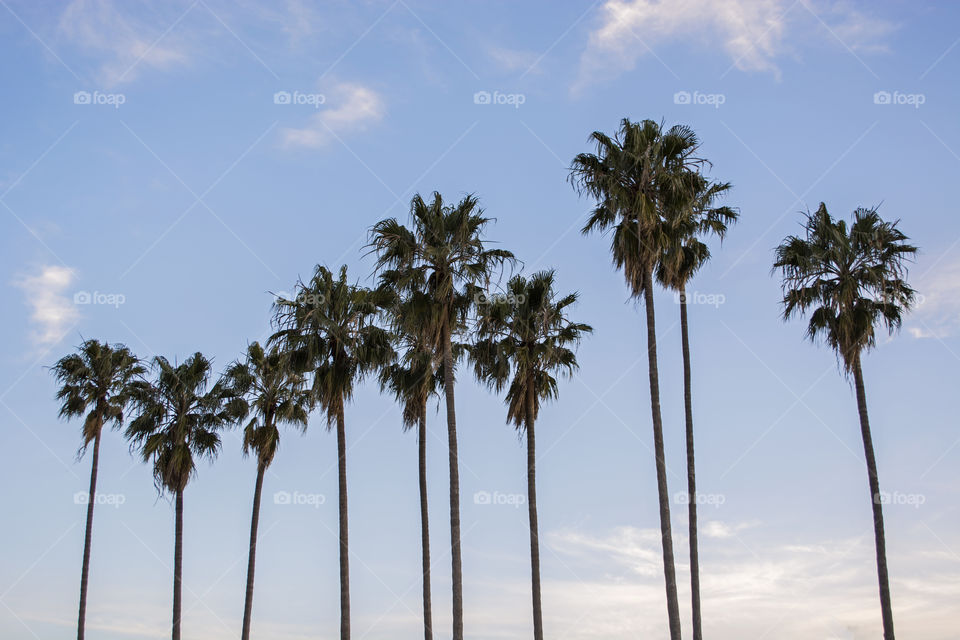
[14,265,79,346]
[58,0,192,85]
[536,524,960,639]
[281,83,385,149]
[576,0,895,89]
[907,257,960,339]
[702,519,756,539]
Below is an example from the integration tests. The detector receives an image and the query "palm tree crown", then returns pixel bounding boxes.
[272,264,394,419]
[369,192,515,346]
[471,270,591,427]
[126,353,231,493]
[52,339,144,448]
[774,203,917,371]
[656,173,738,292]
[570,118,705,292]
[223,341,312,468]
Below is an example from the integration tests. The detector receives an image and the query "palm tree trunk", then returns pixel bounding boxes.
[525,382,544,640]
[852,356,895,639]
[642,268,682,640]
[418,411,434,640]
[442,321,464,640]
[241,461,267,640]
[337,405,351,640]
[680,285,702,640]
[77,428,101,640]
[173,487,183,640]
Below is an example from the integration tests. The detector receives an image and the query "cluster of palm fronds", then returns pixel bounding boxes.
[52,118,915,640]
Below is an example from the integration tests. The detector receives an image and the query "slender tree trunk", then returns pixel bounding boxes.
[642,268,682,640]
[525,382,544,640]
[337,405,351,640]
[852,357,895,639]
[77,428,102,640]
[442,322,464,640]
[418,411,434,640]
[680,285,703,640]
[241,461,267,640]
[173,487,183,640]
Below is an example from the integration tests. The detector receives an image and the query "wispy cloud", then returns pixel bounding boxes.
[539,524,960,638]
[908,256,960,339]
[14,265,79,346]
[58,0,193,85]
[575,0,894,89]
[280,83,385,149]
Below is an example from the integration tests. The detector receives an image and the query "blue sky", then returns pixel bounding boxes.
[2,0,959,638]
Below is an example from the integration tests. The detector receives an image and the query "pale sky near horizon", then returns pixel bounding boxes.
[2,1,959,639]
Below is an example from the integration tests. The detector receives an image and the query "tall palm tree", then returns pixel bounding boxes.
[51,339,144,640]
[655,173,738,640]
[774,204,916,640]
[126,353,232,640]
[570,118,703,640]
[272,265,394,640]
[369,192,513,640]
[470,271,591,640]
[378,289,446,640]
[222,342,312,640]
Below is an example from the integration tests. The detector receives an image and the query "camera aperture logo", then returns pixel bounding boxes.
[73,90,126,109]
[473,90,526,109]
[273,91,326,109]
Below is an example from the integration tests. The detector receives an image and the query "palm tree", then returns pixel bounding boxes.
[369,192,514,640]
[774,204,916,640]
[272,265,394,640]
[470,271,591,640]
[126,353,232,640]
[570,118,703,640]
[378,289,446,640]
[222,342,312,640]
[51,339,144,640]
[655,173,738,640]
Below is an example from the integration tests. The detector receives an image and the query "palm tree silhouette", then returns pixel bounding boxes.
[369,192,513,640]
[126,353,232,640]
[51,339,144,640]
[222,341,312,640]
[571,118,704,640]
[272,265,394,640]
[470,270,591,640]
[774,203,917,640]
[656,172,738,640]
